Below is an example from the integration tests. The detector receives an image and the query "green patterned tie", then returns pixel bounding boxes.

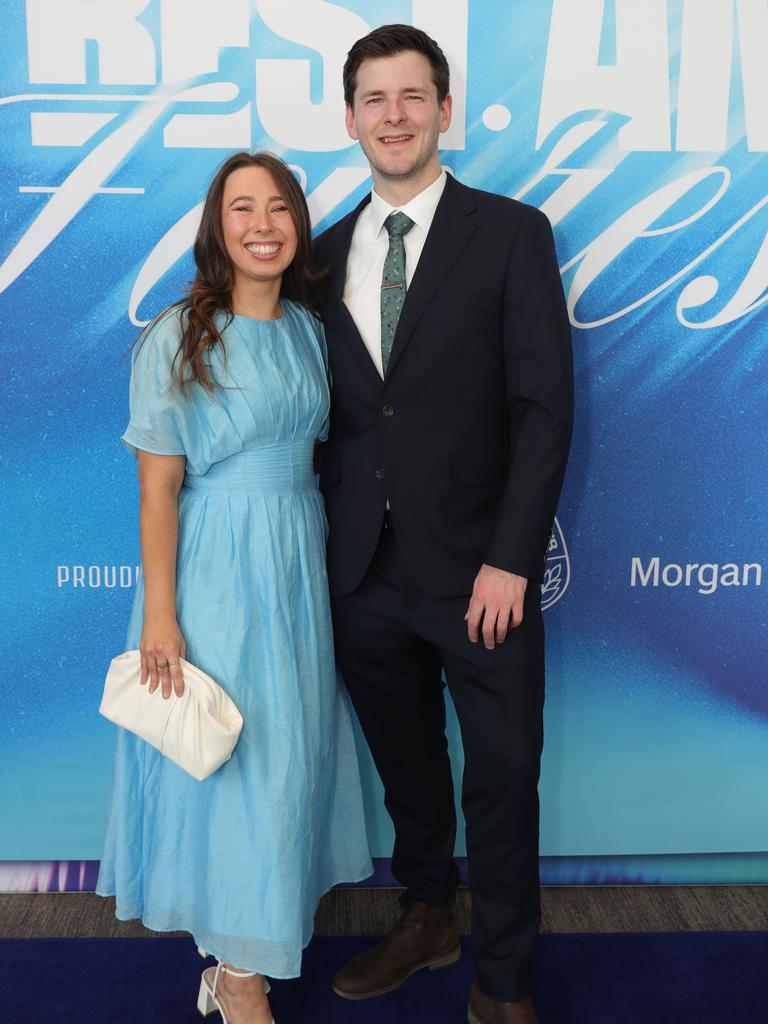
[380,211,415,374]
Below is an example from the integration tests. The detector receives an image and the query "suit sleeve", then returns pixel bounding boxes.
[483,206,573,582]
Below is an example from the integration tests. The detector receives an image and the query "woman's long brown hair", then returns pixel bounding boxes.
[152,151,325,394]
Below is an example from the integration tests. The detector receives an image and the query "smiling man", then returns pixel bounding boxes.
[314,24,573,1024]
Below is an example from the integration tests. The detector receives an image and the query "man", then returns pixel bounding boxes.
[314,24,572,1024]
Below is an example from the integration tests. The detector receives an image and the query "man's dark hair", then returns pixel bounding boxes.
[343,24,450,107]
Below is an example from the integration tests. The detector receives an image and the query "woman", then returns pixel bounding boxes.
[96,152,372,1024]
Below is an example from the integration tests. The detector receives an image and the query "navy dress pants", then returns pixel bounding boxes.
[331,524,545,1002]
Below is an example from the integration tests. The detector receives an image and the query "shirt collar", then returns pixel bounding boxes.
[368,169,447,239]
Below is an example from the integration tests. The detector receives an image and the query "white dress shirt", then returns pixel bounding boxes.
[343,170,448,378]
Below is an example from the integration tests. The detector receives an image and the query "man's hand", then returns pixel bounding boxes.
[465,564,528,649]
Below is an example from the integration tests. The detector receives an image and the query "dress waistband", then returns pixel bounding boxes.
[184,441,315,495]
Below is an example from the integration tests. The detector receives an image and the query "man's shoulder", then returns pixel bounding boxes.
[313,200,367,261]
[449,176,550,230]
[313,214,347,254]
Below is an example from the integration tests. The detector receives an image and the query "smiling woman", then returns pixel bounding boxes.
[162,151,326,394]
[221,166,298,307]
[95,150,371,1024]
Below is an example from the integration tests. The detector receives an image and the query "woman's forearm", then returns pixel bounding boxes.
[135,451,186,695]
[139,487,180,620]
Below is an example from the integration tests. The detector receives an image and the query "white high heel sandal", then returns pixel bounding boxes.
[197,959,274,1024]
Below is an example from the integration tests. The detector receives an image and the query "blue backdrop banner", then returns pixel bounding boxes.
[2,0,767,878]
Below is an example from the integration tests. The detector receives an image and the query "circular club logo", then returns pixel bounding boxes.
[541,516,570,611]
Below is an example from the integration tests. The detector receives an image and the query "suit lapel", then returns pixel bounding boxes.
[385,175,478,380]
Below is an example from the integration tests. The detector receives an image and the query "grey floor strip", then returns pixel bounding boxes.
[1,886,767,940]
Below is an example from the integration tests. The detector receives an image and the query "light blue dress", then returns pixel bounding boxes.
[96,301,372,978]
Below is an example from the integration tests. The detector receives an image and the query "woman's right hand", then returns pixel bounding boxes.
[140,615,186,699]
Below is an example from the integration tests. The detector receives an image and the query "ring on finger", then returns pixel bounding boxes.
[157,661,169,670]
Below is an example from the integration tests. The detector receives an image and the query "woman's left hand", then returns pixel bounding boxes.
[140,614,187,699]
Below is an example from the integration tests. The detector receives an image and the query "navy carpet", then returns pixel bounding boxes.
[1,933,765,1023]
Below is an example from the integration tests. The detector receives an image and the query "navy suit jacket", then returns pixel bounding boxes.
[314,172,573,598]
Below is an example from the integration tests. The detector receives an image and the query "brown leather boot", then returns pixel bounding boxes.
[468,983,540,1023]
[332,900,460,1000]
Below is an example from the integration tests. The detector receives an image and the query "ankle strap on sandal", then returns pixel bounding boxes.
[212,959,259,997]
[200,948,260,981]
[220,963,259,979]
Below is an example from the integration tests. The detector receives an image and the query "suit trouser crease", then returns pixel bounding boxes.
[331,529,544,1003]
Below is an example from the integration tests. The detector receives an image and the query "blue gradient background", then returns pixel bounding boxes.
[1,1,766,877]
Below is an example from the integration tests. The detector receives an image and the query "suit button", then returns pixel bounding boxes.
[382,404,394,417]
[375,468,385,480]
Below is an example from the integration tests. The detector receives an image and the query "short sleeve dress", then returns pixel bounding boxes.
[96,302,372,978]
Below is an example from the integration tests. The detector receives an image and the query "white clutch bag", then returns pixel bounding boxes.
[99,650,243,781]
